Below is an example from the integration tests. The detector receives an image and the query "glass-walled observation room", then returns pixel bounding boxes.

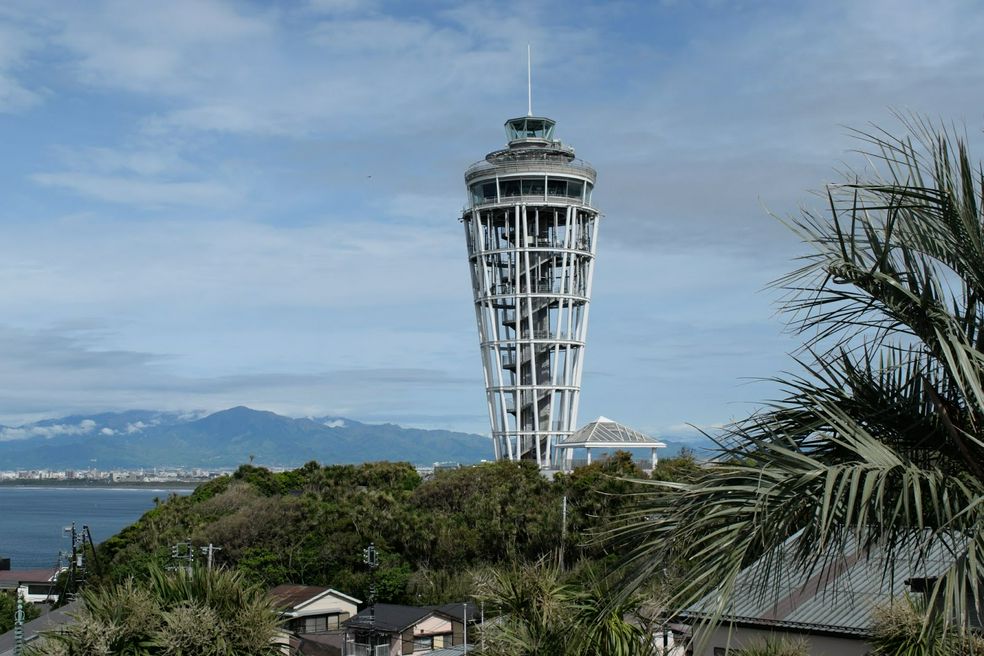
[471,177,593,206]
[505,117,556,141]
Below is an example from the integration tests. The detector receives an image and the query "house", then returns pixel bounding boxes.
[679,532,970,656]
[270,584,361,656]
[342,603,477,656]
[0,566,62,604]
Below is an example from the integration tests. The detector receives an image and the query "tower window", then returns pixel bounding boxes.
[522,179,544,195]
[547,179,567,197]
[501,180,521,197]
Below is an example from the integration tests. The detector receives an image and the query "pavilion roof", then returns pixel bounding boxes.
[558,416,667,448]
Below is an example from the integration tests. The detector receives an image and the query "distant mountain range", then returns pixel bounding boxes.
[0,407,494,470]
[0,406,717,470]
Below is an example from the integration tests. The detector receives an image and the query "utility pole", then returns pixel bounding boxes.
[199,543,221,570]
[60,522,86,601]
[363,543,379,652]
[462,602,468,654]
[560,495,568,570]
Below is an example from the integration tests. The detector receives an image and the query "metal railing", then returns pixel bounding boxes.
[470,240,595,255]
[470,194,594,209]
[485,283,588,296]
[465,157,597,181]
[345,643,389,656]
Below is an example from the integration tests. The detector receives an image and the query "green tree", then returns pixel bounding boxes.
[27,565,281,655]
[870,594,984,656]
[0,591,41,634]
[474,560,580,656]
[616,118,984,636]
[475,560,654,656]
[729,637,809,656]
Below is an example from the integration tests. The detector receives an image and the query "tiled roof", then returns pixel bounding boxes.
[686,532,964,635]
[559,417,667,447]
[0,568,60,584]
[344,604,435,633]
[431,603,478,623]
[269,584,331,610]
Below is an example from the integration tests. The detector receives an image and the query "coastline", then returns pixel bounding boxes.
[0,479,203,490]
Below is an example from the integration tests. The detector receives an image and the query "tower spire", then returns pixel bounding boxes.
[527,44,532,117]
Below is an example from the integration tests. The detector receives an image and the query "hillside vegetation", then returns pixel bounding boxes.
[97,453,700,604]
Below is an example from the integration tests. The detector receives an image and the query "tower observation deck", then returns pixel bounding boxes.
[461,115,600,468]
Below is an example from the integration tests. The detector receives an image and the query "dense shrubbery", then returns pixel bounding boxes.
[96,454,699,604]
[0,591,41,633]
[26,566,280,656]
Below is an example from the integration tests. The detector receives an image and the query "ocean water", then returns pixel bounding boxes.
[0,486,191,569]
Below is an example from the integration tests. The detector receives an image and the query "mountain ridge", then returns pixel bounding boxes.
[0,406,492,469]
[0,407,716,469]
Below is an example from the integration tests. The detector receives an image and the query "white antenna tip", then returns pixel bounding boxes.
[527,44,533,116]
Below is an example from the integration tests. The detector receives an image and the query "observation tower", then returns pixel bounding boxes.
[461,114,599,468]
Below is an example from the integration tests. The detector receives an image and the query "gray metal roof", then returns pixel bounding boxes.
[687,532,964,635]
[428,645,471,656]
[558,417,667,448]
[0,600,81,656]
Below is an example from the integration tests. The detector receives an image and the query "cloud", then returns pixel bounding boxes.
[17,0,599,139]
[2,0,984,441]
[0,323,481,431]
[31,172,241,208]
[49,0,271,97]
[0,21,41,112]
[0,419,97,442]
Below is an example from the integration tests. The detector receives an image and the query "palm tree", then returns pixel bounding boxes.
[474,559,654,656]
[27,565,281,655]
[615,117,984,636]
[474,560,575,656]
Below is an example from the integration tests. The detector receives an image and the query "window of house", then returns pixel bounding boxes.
[412,635,433,651]
[304,615,327,633]
[299,613,341,634]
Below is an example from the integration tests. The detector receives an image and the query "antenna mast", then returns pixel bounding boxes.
[527,44,532,116]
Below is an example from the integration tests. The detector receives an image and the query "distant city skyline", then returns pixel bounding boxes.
[1,1,984,440]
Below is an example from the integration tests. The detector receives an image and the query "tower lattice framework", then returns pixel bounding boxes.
[462,115,599,468]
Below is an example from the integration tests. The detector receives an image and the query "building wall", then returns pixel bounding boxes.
[694,625,871,656]
[303,593,359,618]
